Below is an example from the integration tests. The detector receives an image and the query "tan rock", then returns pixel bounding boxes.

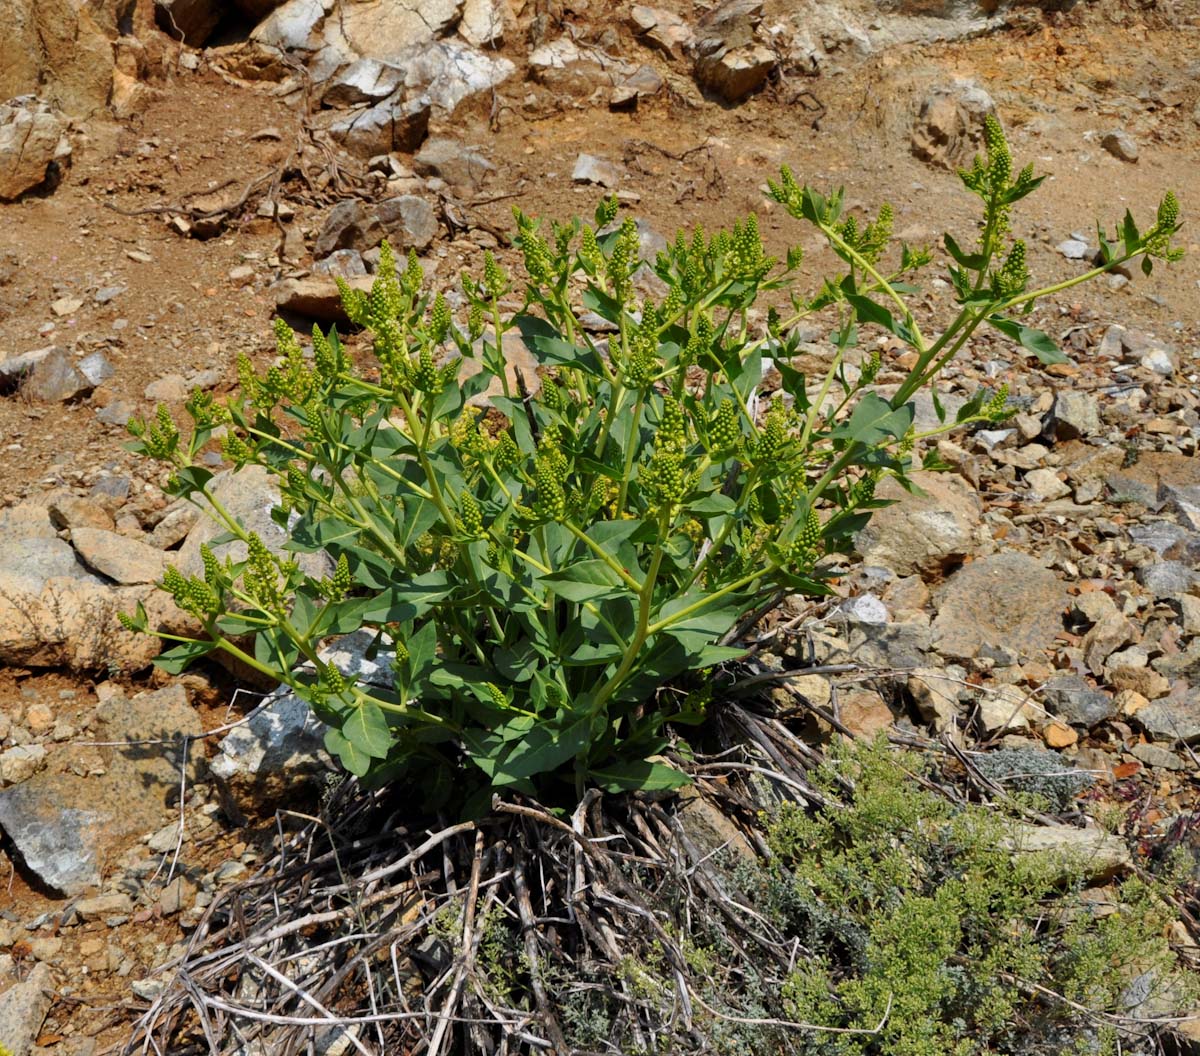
[0,99,70,202]
[1116,689,1150,716]
[1042,722,1078,749]
[855,471,990,577]
[71,527,167,585]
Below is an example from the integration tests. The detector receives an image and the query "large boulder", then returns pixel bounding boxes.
[911,80,996,169]
[0,0,117,119]
[854,471,990,577]
[931,553,1067,662]
[692,0,775,102]
[0,99,71,202]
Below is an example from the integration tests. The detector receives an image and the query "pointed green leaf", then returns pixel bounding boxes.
[343,699,392,760]
[589,759,691,793]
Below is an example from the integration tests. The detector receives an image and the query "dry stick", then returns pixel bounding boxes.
[245,954,374,1056]
[512,848,570,1054]
[426,829,487,1056]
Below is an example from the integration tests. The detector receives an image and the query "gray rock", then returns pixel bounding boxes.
[322,58,406,108]
[70,526,167,585]
[854,471,989,577]
[572,153,621,189]
[0,961,54,1056]
[74,892,133,921]
[94,284,125,304]
[273,275,375,321]
[932,553,1067,662]
[314,196,437,257]
[911,80,995,170]
[326,93,431,158]
[413,137,495,189]
[1137,560,1197,598]
[22,347,92,402]
[840,594,889,625]
[1129,742,1185,771]
[175,465,332,589]
[1048,390,1100,441]
[844,620,932,671]
[1141,347,1177,376]
[76,351,114,387]
[1041,674,1116,728]
[0,504,100,594]
[211,629,392,818]
[0,744,46,786]
[1056,239,1089,260]
[691,0,776,102]
[251,0,332,51]
[144,373,190,403]
[1101,129,1138,163]
[394,40,515,114]
[1137,697,1200,745]
[630,4,695,59]
[694,40,775,102]
[907,668,962,731]
[319,0,463,63]
[0,781,105,894]
[0,97,70,202]
[459,0,505,46]
[312,248,368,280]
[1007,823,1131,883]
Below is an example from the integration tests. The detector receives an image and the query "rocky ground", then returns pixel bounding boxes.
[1,0,1200,1051]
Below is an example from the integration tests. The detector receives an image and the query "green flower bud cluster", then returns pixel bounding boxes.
[728,214,775,281]
[311,325,340,381]
[162,562,220,617]
[860,347,882,386]
[849,472,878,507]
[244,533,285,612]
[468,302,485,342]
[533,455,567,521]
[128,405,181,463]
[429,293,452,344]
[709,398,741,454]
[680,315,714,370]
[449,408,494,463]
[494,431,522,473]
[321,662,347,696]
[484,682,509,711]
[321,553,353,601]
[514,209,555,285]
[579,226,604,275]
[624,329,659,389]
[992,239,1029,297]
[984,383,1012,421]
[765,164,804,215]
[751,401,795,465]
[641,397,689,510]
[185,388,230,431]
[607,218,640,304]
[483,251,508,299]
[595,194,619,228]
[458,491,484,539]
[1145,190,1185,262]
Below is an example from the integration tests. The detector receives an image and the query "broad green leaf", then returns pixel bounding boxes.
[152,638,216,674]
[986,316,1068,366]
[589,759,691,793]
[490,716,592,785]
[342,699,392,760]
[942,233,986,271]
[540,561,624,602]
[324,726,372,777]
[832,392,915,446]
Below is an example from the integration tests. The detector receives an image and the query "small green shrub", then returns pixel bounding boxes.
[741,740,1198,1056]
[123,117,1183,804]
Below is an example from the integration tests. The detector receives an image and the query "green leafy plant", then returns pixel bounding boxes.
[746,739,1199,1056]
[122,117,1183,806]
